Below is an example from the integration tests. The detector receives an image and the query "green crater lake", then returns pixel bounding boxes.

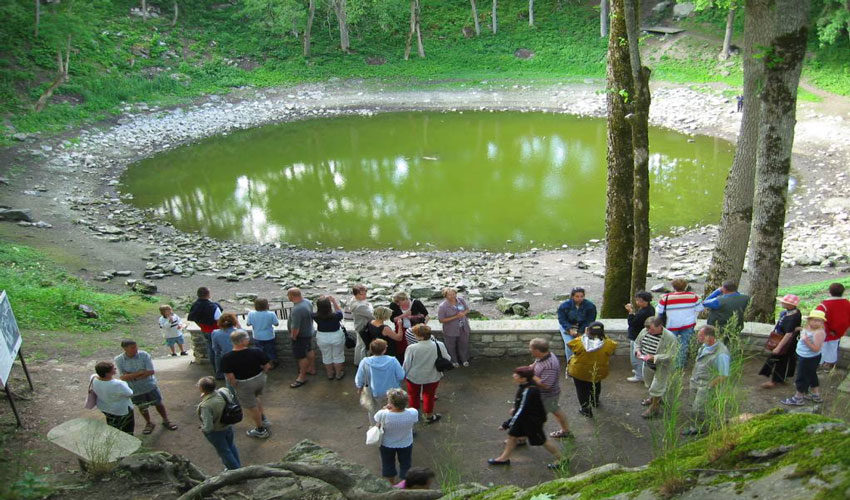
[121,111,734,250]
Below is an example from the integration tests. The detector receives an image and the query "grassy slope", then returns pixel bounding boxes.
[1,0,846,145]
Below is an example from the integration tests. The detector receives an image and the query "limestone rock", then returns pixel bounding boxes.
[410,287,441,300]
[481,290,504,302]
[673,2,695,17]
[282,439,389,495]
[77,304,99,319]
[511,304,529,317]
[496,297,530,314]
[131,280,158,295]
[651,283,670,293]
[0,208,32,222]
[514,48,535,60]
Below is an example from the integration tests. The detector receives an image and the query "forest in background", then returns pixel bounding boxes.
[0,0,848,144]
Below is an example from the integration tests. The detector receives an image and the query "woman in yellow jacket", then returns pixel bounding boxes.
[567,321,617,418]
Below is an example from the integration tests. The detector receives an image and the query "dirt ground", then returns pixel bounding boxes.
[3,338,847,491]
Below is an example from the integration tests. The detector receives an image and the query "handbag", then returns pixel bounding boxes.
[434,339,454,373]
[343,325,356,349]
[657,294,669,327]
[366,411,385,446]
[765,331,787,354]
[84,376,98,409]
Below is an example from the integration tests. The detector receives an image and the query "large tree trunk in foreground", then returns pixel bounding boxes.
[600,0,610,37]
[747,0,810,322]
[624,0,651,299]
[491,0,498,33]
[719,6,736,60]
[470,0,480,35]
[602,0,634,318]
[304,0,316,57]
[332,0,350,52]
[703,0,770,297]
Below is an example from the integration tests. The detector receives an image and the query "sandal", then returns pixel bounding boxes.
[142,422,155,435]
[641,409,660,419]
[640,398,653,406]
[290,379,308,388]
[550,430,573,439]
[162,421,178,431]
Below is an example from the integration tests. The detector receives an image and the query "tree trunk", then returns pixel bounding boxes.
[529,0,534,26]
[703,0,771,297]
[405,0,415,59]
[719,7,736,60]
[747,0,810,322]
[35,0,40,38]
[602,0,635,319]
[141,0,148,20]
[600,0,610,37]
[172,0,178,26]
[415,1,425,58]
[304,0,316,57]
[470,0,480,35]
[491,0,498,34]
[624,0,651,299]
[35,36,70,113]
[332,0,350,53]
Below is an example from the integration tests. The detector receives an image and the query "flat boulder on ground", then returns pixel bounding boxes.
[0,208,32,222]
[514,48,535,59]
[496,297,530,314]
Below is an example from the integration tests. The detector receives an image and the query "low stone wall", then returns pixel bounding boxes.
[187,319,850,368]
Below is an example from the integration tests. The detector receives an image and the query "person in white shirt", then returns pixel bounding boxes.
[91,361,135,434]
[373,388,419,485]
[158,305,187,356]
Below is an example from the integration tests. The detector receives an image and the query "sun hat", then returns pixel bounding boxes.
[776,294,800,307]
[805,309,826,321]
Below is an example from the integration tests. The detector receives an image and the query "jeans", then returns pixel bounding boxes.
[629,340,644,380]
[560,330,575,363]
[795,354,821,394]
[255,339,278,361]
[202,332,216,375]
[205,427,241,470]
[379,444,412,479]
[672,327,694,369]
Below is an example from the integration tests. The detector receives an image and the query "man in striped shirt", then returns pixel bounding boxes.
[656,279,703,369]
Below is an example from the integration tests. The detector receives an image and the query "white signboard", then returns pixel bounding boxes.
[0,291,22,387]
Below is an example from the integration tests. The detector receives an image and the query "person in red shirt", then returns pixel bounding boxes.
[815,283,850,371]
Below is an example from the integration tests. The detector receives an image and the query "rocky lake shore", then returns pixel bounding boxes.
[1,80,849,316]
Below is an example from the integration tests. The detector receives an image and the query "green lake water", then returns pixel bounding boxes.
[121,111,734,250]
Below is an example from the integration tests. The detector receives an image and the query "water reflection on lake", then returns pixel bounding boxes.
[121,112,734,250]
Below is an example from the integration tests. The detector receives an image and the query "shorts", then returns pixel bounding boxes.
[292,336,313,359]
[234,372,267,408]
[821,340,840,364]
[165,335,185,347]
[541,396,561,414]
[131,387,162,408]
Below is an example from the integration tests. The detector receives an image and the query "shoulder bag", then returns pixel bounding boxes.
[343,325,356,349]
[657,294,669,327]
[84,375,98,409]
[366,411,385,446]
[434,339,454,373]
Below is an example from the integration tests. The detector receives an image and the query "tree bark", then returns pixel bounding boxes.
[719,7,736,60]
[529,0,534,26]
[332,0,350,53]
[304,0,316,57]
[602,0,635,318]
[703,0,770,297]
[172,0,178,26]
[141,0,148,20]
[624,0,651,299]
[600,0,610,37]
[470,0,480,35]
[405,0,424,59]
[747,0,810,322]
[491,0,498,34]
[35,0,40,38]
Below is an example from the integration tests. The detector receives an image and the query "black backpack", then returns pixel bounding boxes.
[217,388,243,425]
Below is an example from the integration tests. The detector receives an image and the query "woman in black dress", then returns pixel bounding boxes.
[389,291,429,362]
[488,366,564,468]
[759,294,802,388]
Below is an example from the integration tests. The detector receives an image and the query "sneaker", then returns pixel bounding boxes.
[780,396,806,406]
[578,408,593,418]
[170,353,177,357]
[805,393,823,403]
[425,414,442,424]
[547,462,567,470]
[247,427,270,439]
[462,361,470,367]
[261,415,271,426]
[626,376,642,383]
[180,351,189,356]
[452,363,460,368]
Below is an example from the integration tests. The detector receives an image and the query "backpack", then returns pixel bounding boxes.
[217,388,243,425]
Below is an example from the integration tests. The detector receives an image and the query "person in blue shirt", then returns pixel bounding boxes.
[682,325,730,436]
[702,280,750,331]
[247,298,280,368]
[556,287,597,362]
[211,313,240,380]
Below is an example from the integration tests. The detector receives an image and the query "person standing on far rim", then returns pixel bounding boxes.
[187,287,222,374]
[556,287,597,362]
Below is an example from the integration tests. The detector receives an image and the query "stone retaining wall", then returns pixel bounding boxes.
[187,319,850,368]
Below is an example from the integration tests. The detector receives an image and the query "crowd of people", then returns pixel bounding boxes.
[85,280,849,485]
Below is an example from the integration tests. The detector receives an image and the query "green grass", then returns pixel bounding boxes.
[778,277,850,315]
[0,240,154,332]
